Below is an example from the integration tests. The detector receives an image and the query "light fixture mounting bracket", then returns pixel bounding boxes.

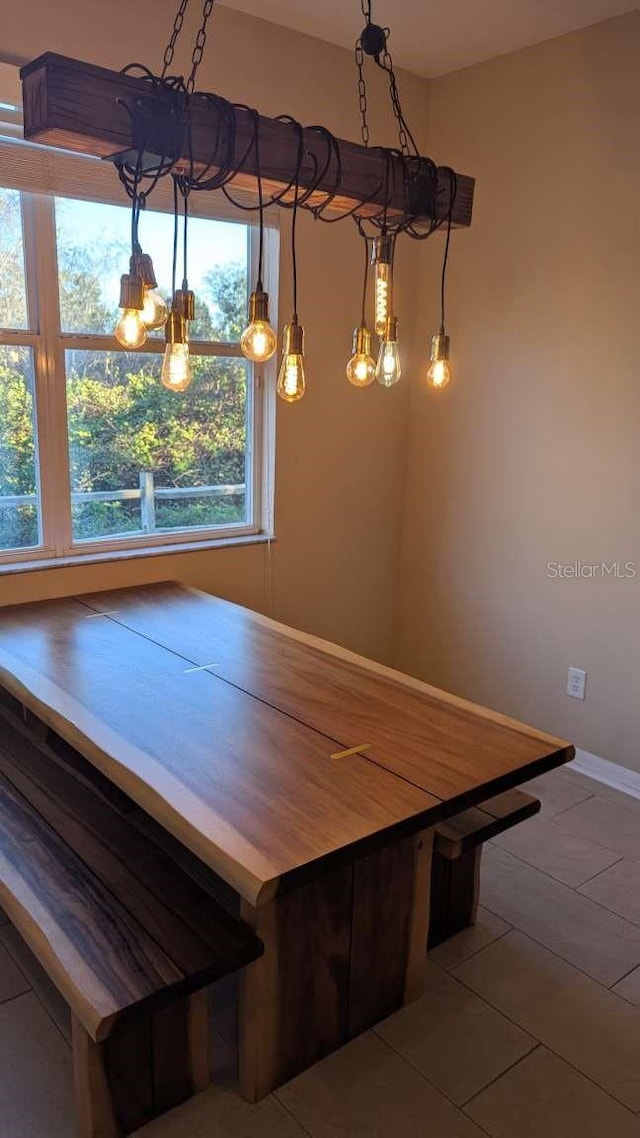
[360,22,388,60]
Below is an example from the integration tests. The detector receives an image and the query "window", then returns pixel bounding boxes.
[0,183,275,565]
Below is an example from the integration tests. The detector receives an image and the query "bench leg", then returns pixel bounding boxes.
[72,1016,121,1138]
[72,992,211,1137]
[428,846,482,950]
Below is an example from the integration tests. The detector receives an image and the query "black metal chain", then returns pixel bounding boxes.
[187,0,216,93]
[355,40,370,147]
[121,0,449,242]
[378,43,418,157]
[162,0,191,78]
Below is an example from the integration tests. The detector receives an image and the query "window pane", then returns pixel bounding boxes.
[0,188,28,330]
[55,198,248,341]
[65,349,249,542]
[0,346,40,549]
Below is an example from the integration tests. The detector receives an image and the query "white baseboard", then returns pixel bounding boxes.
[570,748,640,802]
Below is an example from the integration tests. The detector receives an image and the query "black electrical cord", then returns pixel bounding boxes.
[171,176,179,299]
[256,115,265,290]
[116,63,447,234]
[439,169,457,332]
[291,172,300,320]
[182,185,189,289]
[360,231,369,327]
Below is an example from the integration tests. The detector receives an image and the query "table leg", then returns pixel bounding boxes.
[239,827,433,1102]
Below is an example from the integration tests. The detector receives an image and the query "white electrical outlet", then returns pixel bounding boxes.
[567,667,587,700]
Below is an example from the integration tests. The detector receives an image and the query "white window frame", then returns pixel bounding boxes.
[0,184,278,567]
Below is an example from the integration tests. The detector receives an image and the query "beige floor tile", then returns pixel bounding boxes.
[558,792,640,860]
[0,940,30,1005]
[612,966,640,1008]
[522,767,595,817]
[0,992,73,1138]
[429,906,512,970]
[454,930,640,1112]
[376,961,535,1105]
[493,813,621,887]
[135,1084,307,1137]
[0,923,71,1042]
[481,845,640,985]
[579,858,640,926]
[466,1046,640,1137]
[277,1031,486,1137]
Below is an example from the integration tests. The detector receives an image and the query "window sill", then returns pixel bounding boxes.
[0,532,273,576]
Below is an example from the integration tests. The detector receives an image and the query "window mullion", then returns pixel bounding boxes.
[23,193,73,555]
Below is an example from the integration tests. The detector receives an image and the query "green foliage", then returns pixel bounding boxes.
[0,353,38,548]
[202,262,247,341]
[65,350,247,537]
[0,189,28,329]
[58,244,120,335]
[64,320,248,538]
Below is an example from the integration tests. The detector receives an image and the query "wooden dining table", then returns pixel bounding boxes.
[0,581,574,1100]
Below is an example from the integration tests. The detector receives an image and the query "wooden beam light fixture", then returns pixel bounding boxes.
[20,0,475,398]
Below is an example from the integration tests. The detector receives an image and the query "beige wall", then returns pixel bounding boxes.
[1,3,427,661]
[397,12,640,771]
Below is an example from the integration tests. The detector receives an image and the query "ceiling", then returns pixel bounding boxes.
[220,0,636,77]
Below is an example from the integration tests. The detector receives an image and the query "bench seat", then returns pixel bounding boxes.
[0,709,263,1135]
[428,789,540,949]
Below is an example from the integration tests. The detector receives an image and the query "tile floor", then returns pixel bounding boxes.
[1,764,640,1137]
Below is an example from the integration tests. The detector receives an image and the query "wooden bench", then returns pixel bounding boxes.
[0,707,263,1137]
[428,789,540,949]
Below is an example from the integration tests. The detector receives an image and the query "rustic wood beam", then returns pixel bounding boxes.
[20,53,474,227]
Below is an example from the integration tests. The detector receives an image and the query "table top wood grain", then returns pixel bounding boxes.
[0,583,573,905]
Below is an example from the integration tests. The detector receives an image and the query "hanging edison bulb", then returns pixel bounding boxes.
[133,252,169,332]
[346,326,376,388]
[277,318,306,402]
[371,234,394,337]
[241,287,277,363]
[427,331,451,390]
[142,288,169,331]
[376,315,402,387]
[161,310,192,392]
[115,273,147,349]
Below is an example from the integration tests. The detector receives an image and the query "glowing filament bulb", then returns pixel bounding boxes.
[277,318,306,402]
[346,326,376,388]
[278,355,306,401]
[427,359,451,389]
[129,251,169,332]
[374,263,391,337]
[371,235,394,337]
[241,289,277,363]
[161,343,192,392]
[115,308,147,349]
[242,321,278,363]
[376,316,402,387]
[427,332,451,390]
[115,271,146,348]
[142,288,169,331]
[161,311,192,392]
